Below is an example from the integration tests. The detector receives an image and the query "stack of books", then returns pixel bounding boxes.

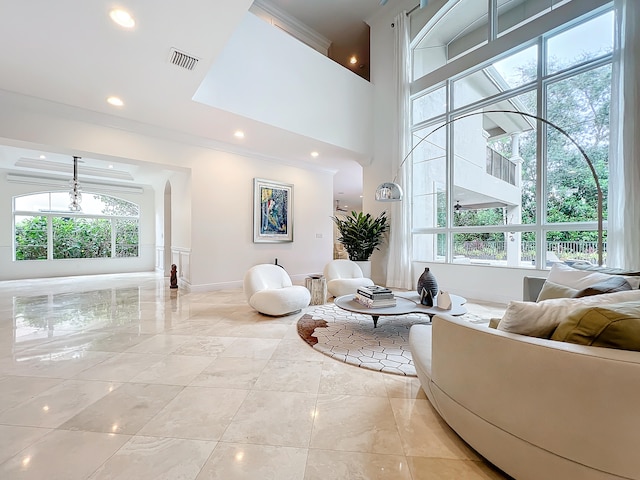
[354,285,396,308]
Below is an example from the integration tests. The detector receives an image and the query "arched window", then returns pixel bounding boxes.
[13,192,140,260]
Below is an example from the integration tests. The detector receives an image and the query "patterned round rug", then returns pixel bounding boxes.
[297,303,488,376]
[298,303,428,376]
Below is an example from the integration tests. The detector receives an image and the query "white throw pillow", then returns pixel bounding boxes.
[497,289,640,337]
[546,263,611,289]
[536,280,579,301]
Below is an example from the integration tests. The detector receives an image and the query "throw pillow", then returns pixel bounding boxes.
[497,289,640,338]
[574,276,632,298]
[623,276,640,289]
[550,301,640,351]
[536,280,579,301]
[568,264,640,289]
[546,262,611,290]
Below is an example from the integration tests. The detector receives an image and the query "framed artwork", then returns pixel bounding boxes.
[253,178,293,243]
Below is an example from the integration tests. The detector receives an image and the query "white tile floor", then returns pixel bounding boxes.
[0,272,511,479]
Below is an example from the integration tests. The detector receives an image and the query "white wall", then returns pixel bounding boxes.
[365,1,417,286]
[194,12,374,159]
[414,261,548,304]
[187,149,334,290]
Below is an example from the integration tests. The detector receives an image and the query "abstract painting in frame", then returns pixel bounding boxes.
[253,178,293,243]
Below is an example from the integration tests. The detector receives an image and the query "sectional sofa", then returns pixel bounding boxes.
[409,264,640,480]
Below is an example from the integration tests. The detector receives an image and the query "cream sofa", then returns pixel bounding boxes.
[410,272,640,480]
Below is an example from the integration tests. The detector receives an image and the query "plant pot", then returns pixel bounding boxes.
[354,260,371,279]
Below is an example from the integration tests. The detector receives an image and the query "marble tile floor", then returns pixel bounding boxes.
[0,272,511,479]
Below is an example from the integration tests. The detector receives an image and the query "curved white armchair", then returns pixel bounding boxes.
[323,259,374,298]
[243,264,310,316]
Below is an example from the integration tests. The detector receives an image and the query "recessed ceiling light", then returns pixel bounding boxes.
[234,130,245,139]
[39,155,46,159]
[107,96,124,107]
[108,164,114,169]
[311,151,319,158]
[110,9,135,28]
[349,56,358,65]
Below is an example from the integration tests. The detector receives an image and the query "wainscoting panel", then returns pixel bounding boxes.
[156,247,164,271]
[171,247,191,284]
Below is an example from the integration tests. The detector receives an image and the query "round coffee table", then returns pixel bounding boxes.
[334,292,466,328]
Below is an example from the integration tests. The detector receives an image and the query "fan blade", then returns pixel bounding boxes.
[456,201,507,211]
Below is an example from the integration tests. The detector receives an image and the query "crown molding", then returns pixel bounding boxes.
[250,0,331,55]
[15,158,134,181]
[6,172,145,194]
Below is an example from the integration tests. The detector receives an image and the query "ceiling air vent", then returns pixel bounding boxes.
[168,48,199,71]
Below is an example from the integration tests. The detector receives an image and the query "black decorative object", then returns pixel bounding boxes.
[419,288,434,307]
[416,267,438,305]
[170,264,178,289]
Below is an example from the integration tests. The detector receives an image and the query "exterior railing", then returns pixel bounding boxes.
[454,239,605,265]
[486,147,516,185]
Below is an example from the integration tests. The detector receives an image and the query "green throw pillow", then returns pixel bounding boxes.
[550,301,640,351]
[488,318,500,329]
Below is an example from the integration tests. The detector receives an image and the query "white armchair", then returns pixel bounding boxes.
[323,259,374,298]
[243,264,310,316]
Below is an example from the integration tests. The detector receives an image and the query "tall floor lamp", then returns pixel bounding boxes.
[375,109,604,266]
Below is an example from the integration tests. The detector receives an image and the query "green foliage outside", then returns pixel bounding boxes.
[452,54,610,261]
[115,218,139,257]
[14,216,48,260]
[520,58,610,240]
[14,194,139,261]
[99,195,139,217]
[53,217,112,259]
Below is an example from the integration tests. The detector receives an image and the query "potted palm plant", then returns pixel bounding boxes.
[331,211,389,277]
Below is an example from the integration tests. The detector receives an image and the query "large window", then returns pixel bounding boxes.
[410,1,612,268]
[14,192,139,261]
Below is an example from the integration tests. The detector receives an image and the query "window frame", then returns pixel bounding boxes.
[409,0,613,268]
[13,191,140,261]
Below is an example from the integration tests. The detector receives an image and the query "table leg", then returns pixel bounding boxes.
[372,315,379,328]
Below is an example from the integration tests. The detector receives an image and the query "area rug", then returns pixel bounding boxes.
[297,303,488,376]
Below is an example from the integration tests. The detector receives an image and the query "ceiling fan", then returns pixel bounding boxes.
[454,200,508,211]
[335,200,348,212]
[380,0,428,7]
[454,201,470,212]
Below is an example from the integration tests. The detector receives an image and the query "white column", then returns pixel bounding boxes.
[507,133,523,267]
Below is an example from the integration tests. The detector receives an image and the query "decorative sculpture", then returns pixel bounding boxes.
[417,267,438,306]
[170,264,178,289]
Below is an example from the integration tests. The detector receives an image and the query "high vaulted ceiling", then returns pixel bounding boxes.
[0,0,388,211]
